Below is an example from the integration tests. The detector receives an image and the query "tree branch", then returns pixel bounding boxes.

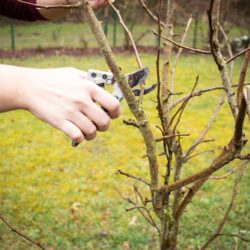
[82,0,159,190]
[114,186,159,232]
[237,50,250,108]
[139,0,166,28]
[214,233,249,242]
[185,147,223,162]
[123,119,139,128]
[152,31,211,54]
[155,133,190,142]
[208,0,238,119]
[166,76,199,133]
[0,214,46,250]
[209,165,241,180]
[200,160,248,249]
[183,92,226,161]
[171,83,250,110]
[226,47,250,64]
[117,169,151,186]
[109,2,143,70]
[170,15,193,104]
[219,24,234,81]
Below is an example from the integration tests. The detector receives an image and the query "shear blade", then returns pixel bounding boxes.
[126,67,149,88]
[132,82,158,96]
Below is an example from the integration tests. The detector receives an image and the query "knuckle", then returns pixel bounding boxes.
[98,116,110,131]
[110,99,121,112]
[85,126,97,140]
[74,97,90,109]
[65,106,75,117]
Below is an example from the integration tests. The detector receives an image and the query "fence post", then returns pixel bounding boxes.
[104,8,108,36]
[10,19,15,50]
[193,11,198,49]
[113,11,117,47]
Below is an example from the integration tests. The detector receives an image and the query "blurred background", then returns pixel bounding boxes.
[0,1,249,249]
[0,0,249,53]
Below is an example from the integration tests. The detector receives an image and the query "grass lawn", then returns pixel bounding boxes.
[0,53,249,249]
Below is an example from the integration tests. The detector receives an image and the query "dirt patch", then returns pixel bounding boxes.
[0,46,160,59]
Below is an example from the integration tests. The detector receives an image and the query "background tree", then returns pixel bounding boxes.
[83,0,249,249]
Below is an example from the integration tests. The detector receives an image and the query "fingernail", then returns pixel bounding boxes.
[72,141,79,147]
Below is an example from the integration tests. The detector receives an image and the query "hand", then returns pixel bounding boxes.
[0,65,121,144]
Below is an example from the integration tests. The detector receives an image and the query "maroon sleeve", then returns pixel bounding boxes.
[0,0,48,21]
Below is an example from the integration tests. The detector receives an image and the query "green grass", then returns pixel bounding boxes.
[0,54,249,249]
[0,20,248,50]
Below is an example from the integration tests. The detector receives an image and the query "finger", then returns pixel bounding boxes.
[80,101,111,132]
[58,120,85,144]
[70,112,97,141]
[74,68,87,79]
[90,85,121,119]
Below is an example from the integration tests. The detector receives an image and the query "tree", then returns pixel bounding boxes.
[1,0,249,249]
[83,0,249,249]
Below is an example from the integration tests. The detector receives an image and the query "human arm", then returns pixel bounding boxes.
[38,0,114,20]
[0,64,121,143]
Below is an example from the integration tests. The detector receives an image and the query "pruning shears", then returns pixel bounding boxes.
[86,67,156,101]
[72,67,156,147]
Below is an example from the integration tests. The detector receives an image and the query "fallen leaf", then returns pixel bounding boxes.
[123,241,130,249]
[129,216,137,226]
[100,231,108,237]
[70,202,81,214]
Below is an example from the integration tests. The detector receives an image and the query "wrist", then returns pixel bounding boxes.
[0,65,36,112]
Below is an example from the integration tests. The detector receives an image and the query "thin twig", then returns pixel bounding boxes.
[171,83,250,110]
[0,214,47,250]
[214,233,249,242]
[237,50,250,108]
[132,186,160,232]
[108,1,146,107]
[200,160,248,249]
[152,31,211,54]
[156,0,164,124]
[108,2,142,70]
[170,15,193,104]
[113,185,134,204]
[173,76,199,133]
[155,133,190,142]
[113,186,159,231]
[237,154,250,160]
[126,206,145,211]
[139,0,166,28]
[185,147,223,161]
[183,92,226,160]
[117,170,151,186]
[209,165,241,180]
[133,186,145,206]
[226,47,250,64]
[123,119,139,128]
[219,24,234,81]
